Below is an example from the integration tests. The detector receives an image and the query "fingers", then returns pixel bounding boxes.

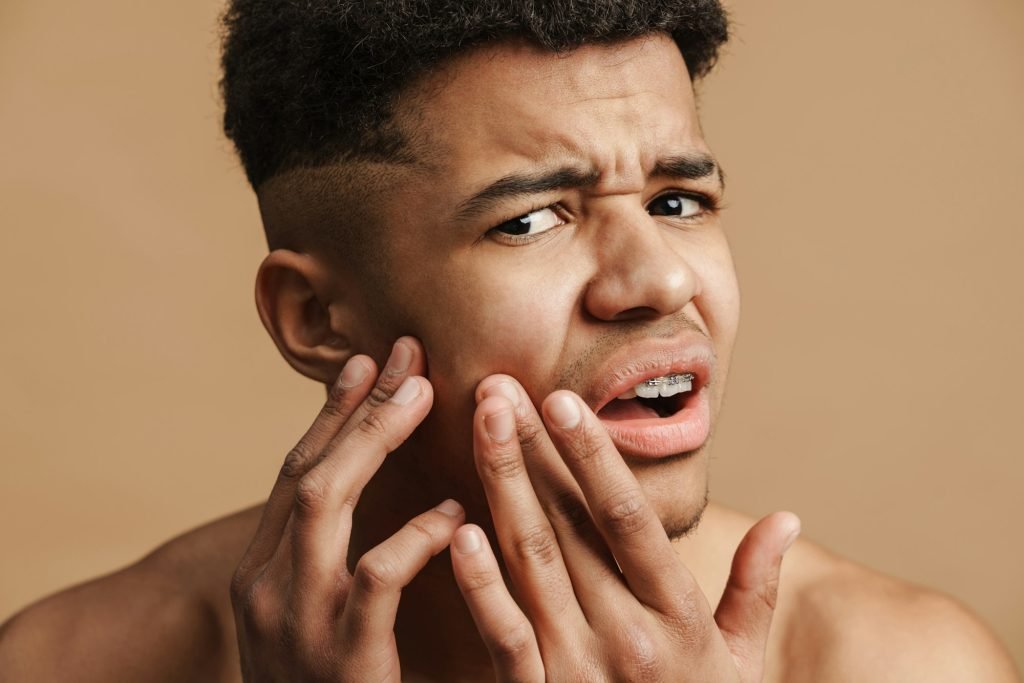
[286,372,434,606]
[714,512,801,675]
[472,393,582,630]
[242,352,379,573]
[540,390,695,611]
[250,337,431,620]
[340,501,465,652]
[231,337,432,681]
[329,336,428,447]
[450,525,545,683]
[476,378,622,605]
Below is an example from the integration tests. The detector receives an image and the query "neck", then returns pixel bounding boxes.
[350,448,498,680]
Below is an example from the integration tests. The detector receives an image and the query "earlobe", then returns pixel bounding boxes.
[255,249,356,383]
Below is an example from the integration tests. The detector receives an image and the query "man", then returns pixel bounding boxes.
[0,0,1018,680]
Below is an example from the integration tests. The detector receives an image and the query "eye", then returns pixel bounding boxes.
[490,206,564,239]
[647,193,705,218]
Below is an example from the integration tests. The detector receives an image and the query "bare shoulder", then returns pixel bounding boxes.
[0,505,263,683]
[775,529,1020,682]
[692,505,1019,682]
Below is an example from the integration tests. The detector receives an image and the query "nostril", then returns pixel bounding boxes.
[610,306,660,322]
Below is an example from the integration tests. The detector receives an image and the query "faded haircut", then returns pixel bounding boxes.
[220,0,730,191]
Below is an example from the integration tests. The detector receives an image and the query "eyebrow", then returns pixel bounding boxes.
[455,166,600,221]
[454,152,723,222]
[653,153,725,190]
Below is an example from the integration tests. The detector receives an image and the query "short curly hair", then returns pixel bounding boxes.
[220,0,730,189]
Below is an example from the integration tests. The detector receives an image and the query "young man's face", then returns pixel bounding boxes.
[342,33,739,535]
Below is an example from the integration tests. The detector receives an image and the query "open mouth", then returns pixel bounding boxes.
[596,373,696,421]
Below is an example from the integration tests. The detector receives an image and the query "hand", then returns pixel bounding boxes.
[230,338,464,683]
[450,376,800,682]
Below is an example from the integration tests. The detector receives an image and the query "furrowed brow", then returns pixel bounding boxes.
[652,153,725,191]
[455,166,600,221]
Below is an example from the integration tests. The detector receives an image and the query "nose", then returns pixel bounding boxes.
[582,208,699,322]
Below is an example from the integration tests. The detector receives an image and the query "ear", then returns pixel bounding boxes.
[255,249,360,384]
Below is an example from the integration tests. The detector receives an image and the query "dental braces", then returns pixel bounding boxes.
[642,372,695,387]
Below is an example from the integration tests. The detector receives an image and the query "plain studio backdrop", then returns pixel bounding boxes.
[1,0,1021,671]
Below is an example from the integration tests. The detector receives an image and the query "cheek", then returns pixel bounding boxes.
[693,233,739,338]
[409,265,580,400]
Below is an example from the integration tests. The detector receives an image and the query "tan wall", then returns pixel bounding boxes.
[1,0,1021,670]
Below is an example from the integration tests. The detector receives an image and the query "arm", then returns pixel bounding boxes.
[0,564,223,682]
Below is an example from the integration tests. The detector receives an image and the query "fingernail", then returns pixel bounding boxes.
[339,358,369,389]
[454,527,481,554]
[484,409,515,442]
[485,381,520,408]
[390,376,421,405]
[386,340,413,375]
[435,499,462,517]
[547,394,581,430]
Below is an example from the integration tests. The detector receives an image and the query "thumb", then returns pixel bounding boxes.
[713,511,801,678]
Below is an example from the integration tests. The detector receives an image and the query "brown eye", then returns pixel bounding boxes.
[648,194,703,218]
[492,207,563,237]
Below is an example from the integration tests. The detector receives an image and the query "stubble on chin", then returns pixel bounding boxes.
[663,484,709,542]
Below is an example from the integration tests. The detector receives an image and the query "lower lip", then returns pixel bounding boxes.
[597,388,711,459]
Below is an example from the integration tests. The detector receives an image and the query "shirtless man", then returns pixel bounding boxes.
[0,1,1018,681]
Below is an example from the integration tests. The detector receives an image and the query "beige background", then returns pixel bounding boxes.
[1,0,1021,671]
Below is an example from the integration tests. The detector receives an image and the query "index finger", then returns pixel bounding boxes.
[244,337,427,572]
[240,353,379,572]
[541,390,707,616]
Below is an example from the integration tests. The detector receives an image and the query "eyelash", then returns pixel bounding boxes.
[485,191,721,245]
[665,190,721,215]
[484,202,566,245]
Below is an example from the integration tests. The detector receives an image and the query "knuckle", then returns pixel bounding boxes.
[356,410,391,441]
[662,597,712,648]
[353,552,400,594]
[616,622,665,682]
[293,473,330,515]
[562,425,602,465]
[324,381,350,413]
[230,554,267,602]
[489,619,535,665]
[511,525,561,567]
[515,420,547,455]
[601,490,650,537]
[365,383,393,409]
[235,578,277,634]
[405,516,439,545]
[279,442,315,481]
[458,564,502,596]
[479,446,524,481]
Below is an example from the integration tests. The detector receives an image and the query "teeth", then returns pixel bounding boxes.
[660,380,692,397]
[616,373,695,400]
[635,383,660,399]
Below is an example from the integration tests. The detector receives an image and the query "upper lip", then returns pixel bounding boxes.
[587,335,716,415]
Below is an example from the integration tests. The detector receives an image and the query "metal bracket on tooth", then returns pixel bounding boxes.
[642,372,696,387]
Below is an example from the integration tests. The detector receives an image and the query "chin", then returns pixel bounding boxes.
[628,445,711,541]
[661,486,709,541]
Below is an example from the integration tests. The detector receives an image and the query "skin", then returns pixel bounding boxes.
[1,33,1020,683]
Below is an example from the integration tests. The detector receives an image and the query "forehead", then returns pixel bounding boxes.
[403,33,707,191]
